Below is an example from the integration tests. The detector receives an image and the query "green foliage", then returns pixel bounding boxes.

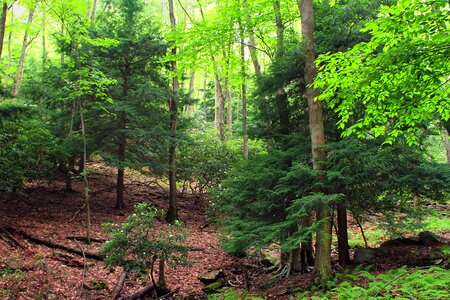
[208,288,264,300]
[0,101,62,192]
[177,129,241,195]
[315,0,450,145]
[101,203,188,275]
[299,266,450,299]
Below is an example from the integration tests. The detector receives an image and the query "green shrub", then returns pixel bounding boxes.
[299,266,450,299]
[0,102,62,192]
[101,203,188,283]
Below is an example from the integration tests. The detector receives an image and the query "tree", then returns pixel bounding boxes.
[300,0,332,284]
[315,0,450,145]
[166,0,179,223]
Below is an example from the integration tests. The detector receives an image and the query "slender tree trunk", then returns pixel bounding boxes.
[60,25,65,66]
[166,0,179,223]
[79,101,91,245]
[91,0,98,25]
[203,73,207,115]
[300,0,332,284]
[13,7,35,97]
[3,26,12,88]
[0,2,7,59]
[337,201,350,266]
[243,0,261,77]
[157,254,166,289]
[274,0,290,136]
[240,36,248,160]
[116,65,129,210]
[214,73,226,141]
[226,79,232,137]
[116,112,126,210]
[444,124,450,164]
[188,71,195,114]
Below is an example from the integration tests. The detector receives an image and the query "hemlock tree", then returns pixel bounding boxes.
[315,0,450,145]
[93,0,168,210]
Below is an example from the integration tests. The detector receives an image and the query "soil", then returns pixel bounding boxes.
[0,163,448,299]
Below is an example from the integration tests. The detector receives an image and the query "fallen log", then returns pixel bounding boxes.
[128,284,156,300]
[112,270,128,300]
[5,227,105,261]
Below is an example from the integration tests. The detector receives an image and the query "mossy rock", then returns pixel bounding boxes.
[202,281,223,294]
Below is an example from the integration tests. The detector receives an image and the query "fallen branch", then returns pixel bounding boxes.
[112,270,128,300]
[69,204,86,222]
[156,288,179,300]
[127,284,156,300]
[7,227,105,261]
[0,226,26,249]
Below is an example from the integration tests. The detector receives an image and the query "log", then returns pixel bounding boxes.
[112,270,128,300]
[127,284,156,300]
[6,227,105,261]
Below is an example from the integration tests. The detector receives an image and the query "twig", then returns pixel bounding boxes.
[73,238,87,299]
[69,204,86,223]
[354,215,368,248]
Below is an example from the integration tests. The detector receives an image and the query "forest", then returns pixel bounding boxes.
[0,0,449,299]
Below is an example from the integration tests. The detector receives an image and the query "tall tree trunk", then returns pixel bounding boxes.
[166,0,179,223]
[240,36,248,160]
[91,0,98,25]
[116,112,126,210]
[300,0,332,284]
[188,71,195,114]
[443,121,450,164]
[226,78,232,137]
[203,72,207,115]
[214,73,226,141]
[274,0,290,136]
[243,0,261,77]
[79,101,91,245]
[337,201,350,266]
[0,2,7,59]
[3,23,12,88]
[13,7,35,97]
[116,64,129,209]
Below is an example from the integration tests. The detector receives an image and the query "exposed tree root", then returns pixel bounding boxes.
[0,226,26,249]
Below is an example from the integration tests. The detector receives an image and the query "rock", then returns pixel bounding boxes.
[353,248,377,264]
[202,281,223,294]
[380,237,422,247]
[198,269,224,284]
[418,231,441,246]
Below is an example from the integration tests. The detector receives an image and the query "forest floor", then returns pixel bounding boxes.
[0,163,449,299]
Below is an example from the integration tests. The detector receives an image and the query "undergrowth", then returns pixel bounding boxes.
[208,288,264,300]
[299,265,450,299]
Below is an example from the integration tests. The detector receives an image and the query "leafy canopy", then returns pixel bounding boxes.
[315,0,450,145]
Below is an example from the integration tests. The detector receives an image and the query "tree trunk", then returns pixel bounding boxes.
[0,2,7,59]
[116,112,126,210]
[274,0,290,136]
[444,123,450,164]
[3,27,12,88]
[166,0,179,223]
[116,65,129,210]
[91,0,98,25]
[226,78,232,137]
[243,0,261,77]
[214,74,226,141]
[300,0,332,284]
[157,254,166,289]
[240,36,248,160]
[13,7,35,97]
[79,101,91,245]
[187,71,195,114]
[337,202,350,267]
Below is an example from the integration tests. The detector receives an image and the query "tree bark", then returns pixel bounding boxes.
[240,35,248,160]
[243,0,261,77]
[214,73,226,141]
[166,0,179,223]
[300,0,332,283]
[337,202,350,266]
[13,7,35,97]
[79,101,91,245]
[444,123,450,164]
[0,2,7,59]
[116,65,129,210]
[226,80,232,137]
